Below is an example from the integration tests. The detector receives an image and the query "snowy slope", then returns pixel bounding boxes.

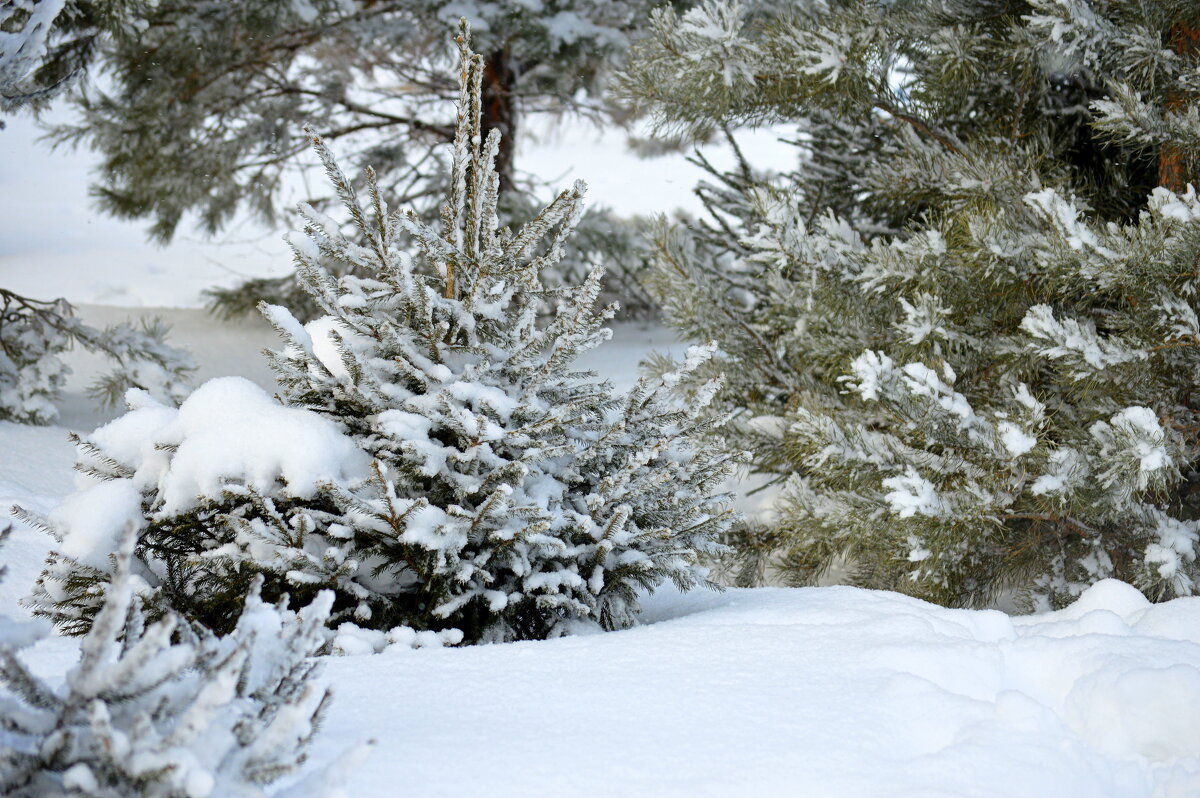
[4,414,1200,797]
[307,582,1200,798]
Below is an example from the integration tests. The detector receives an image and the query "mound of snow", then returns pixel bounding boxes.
[305,583,1200,797]
[146,377,370,514]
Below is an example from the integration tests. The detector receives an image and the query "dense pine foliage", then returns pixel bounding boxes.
[3,0,673,317]
[624,0,1200,607]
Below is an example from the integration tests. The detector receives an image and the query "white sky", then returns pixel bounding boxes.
[0,111,795,308]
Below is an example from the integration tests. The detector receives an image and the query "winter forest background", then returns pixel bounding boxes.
[3,1,1200,796]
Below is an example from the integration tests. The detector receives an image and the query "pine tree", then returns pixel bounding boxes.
[0,525,361,796]
[0,0,139,119]
[8,1,677,317]
[25,24,735,644]
[3,6,192,424]
[623,0,1200,607]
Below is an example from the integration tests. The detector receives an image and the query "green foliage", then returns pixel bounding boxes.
[14,0,674,317]
[625,0,1200,608]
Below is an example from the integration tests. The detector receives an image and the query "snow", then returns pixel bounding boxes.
[377,409,451,477]
[1025,188,1111,254]
[262,303,315,354]
[46,304,280,430]
[1021,304,1145,374]
[1143,511,1199,592]
[295,581,1200,798]
[49,478,143,570]
[882,467,952,519]
[896,292,950,345]
[152,377,371,514]
[331,623,463,656]
[446,380,519,419]
[31,375,375,585]
[0,0,68,86]
[0,421,76,616]
[1148,184,1200,224]
[1076,663,1200,761]
[747,414,788,439]
[5,384,1200,795]
[901,361,977,426]
[305,316,370,383]
[1108,406,1169,473]
[997,421,1037,458]
[1030,446,1086,497]
[846,349,894,401]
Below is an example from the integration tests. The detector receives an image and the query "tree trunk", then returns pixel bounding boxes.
[481,49,517,195]
[1159,23,1200,191]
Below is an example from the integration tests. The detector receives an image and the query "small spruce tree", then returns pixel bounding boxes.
[624,0,1200,607]
[26,24,734,643]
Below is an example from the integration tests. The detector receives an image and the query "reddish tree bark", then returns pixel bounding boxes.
[481,49,517,195]
[1159,24,1200,191]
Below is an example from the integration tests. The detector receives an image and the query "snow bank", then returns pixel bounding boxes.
[307,581,1200,798]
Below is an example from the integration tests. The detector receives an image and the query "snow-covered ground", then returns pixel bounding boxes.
[3,309,1200,797]
[307,582,1200,798]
